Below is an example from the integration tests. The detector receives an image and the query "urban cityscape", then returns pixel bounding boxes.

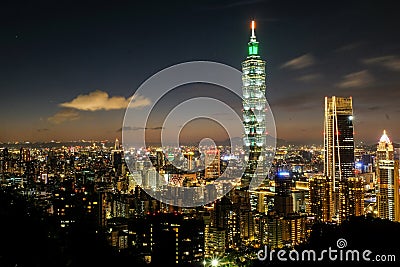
[1,1,400,266]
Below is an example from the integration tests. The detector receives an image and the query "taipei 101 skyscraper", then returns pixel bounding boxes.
[241,21,267,188]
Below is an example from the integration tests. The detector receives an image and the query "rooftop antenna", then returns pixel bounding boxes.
[251,20,256,39]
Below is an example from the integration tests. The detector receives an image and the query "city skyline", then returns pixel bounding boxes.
[2,2,400,265]
[2,0,400,145]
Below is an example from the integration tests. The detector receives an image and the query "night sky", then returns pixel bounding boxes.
[1,0,400,145]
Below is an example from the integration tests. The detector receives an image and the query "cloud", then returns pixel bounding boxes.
[37,128,50,132]
[60,90,151,111]
[296,73,322,82]
[363,55,400,71]
[117,126,163,132]
[281,54,316,70]
[335,42,364,52]
[127,94,151,109]
[48,109,80,124]
[368,106,381,111]
[270,90,321,111]
[337,70,374,88]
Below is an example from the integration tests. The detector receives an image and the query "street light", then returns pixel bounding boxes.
[211,258,219,267]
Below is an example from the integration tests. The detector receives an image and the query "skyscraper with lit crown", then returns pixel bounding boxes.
[324,96,355,188]
[242,20,267,188]
[376,130,400,221]
[324,96,355,216]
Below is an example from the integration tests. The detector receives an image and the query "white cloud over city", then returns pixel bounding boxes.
[60,90,151,111]
[281,53,316,70]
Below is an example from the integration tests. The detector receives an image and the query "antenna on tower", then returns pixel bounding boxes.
[114,138,120,150]
[251,20,256,38]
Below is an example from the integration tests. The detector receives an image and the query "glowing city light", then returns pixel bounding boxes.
[379,129,391,144]
[251,20,256,38]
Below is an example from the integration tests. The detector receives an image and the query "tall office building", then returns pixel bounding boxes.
[242,21,267,188]
[273,170,307,247]
[183,151,194,171]
[237,191,255,242]
[144,167,157,189]
[111,138,123,174]
[204,149,220,179]
[377,130,400,221]
[274,171,294,216]
[324,96,355,187]
[324,96,355,216]
[156,148,166,172]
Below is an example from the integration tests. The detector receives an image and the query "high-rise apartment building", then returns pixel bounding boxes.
[149,213,204,266]
[204,149,220,179]
[203,211,226,258]
[377,130,400,221]
[338,177,364,224]
[308,174,334,222]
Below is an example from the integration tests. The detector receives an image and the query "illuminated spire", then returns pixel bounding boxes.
[248,20,259,56]
[251,20,256,39]
[379,130,391,144]
[115,138,120,150]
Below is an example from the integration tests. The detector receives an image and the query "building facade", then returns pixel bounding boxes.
[324,96,355,187]
[242,21,267,189]
[338,177,364,224]
[376,130,400,222]
[324,96,355,216]
[204,149,220,180]
[308,174,334,222]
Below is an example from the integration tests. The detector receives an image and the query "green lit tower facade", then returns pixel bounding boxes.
[241,21,267,188]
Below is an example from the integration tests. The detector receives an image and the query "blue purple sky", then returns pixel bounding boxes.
[1,0,400,145]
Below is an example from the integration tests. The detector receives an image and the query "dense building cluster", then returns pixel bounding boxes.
[1,21,399,266]
[1,135,397,266]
